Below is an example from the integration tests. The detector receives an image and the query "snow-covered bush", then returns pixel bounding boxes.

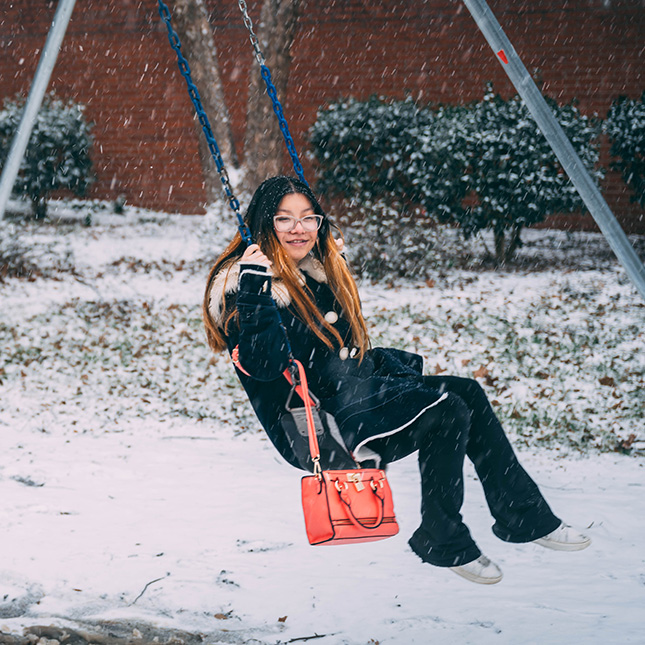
[310,87,602,266]
[309,96,467,217]
[337,200,453,281]
[451,86,603,264]
[604,92,645,208]
[0,94,93,219]
[309,97,467,279]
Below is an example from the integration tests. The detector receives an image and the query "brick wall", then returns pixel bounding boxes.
[0,0,643,230]
[1,0,204,213]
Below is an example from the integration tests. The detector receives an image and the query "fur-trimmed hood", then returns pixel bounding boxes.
[208,254,327,324]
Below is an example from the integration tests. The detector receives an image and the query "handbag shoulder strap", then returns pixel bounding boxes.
[283,360,322,476]
[232,345,322,476]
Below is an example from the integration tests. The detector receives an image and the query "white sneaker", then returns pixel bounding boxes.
[533,523,591,551]
[450,555,503,585]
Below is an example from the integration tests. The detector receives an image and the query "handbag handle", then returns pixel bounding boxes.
[336,480,386,530]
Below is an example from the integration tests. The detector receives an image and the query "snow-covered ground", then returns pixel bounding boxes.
[1,201,644,644]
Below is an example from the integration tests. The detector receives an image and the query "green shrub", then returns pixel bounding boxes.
[310,87,603,266]
[0,94,93,219]
[450,87,602,264]
[309,97,467,279]
[604,92,645,208]
[309,96,468,217]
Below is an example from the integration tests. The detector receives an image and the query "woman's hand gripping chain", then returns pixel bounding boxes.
[241,243,272,268]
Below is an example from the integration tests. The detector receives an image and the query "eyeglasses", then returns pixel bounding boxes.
[273,214,323,233]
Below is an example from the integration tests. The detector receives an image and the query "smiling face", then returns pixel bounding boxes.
[274,192,319,262]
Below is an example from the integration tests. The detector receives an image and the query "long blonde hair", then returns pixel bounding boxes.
[203,176,369,359]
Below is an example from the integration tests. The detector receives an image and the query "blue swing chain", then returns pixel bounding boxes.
[236,0,308,376]
[157,0,309,246]
[157,0,252,244]
[237,0,308,186]
[157,0,301,373]
[236,0,306,372]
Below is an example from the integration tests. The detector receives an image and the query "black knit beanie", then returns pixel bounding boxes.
[244,176,329,242]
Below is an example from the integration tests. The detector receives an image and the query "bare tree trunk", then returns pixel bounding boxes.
[493,229,506,266]
[505,224,523,263]
[494,224,523,265]
[170,0,238,202]
[244,0,301,191]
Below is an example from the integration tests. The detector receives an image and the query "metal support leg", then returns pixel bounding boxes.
[0,0,78,221]
[462,0,645,302]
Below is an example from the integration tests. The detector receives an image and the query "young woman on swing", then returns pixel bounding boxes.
[203,175,590,585]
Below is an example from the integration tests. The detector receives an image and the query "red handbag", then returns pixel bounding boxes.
[286,360,399,546]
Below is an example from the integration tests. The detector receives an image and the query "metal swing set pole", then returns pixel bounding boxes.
[462,0,645,302]
[0,0,78,221]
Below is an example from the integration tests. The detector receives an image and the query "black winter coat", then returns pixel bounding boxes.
[208,255,447,470]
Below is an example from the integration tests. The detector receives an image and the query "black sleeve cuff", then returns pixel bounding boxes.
[238,264,271,298]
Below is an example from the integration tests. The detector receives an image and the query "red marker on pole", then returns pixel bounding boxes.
[497,49,508,64]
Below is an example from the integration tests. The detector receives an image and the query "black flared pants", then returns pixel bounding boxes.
[368,376,561,567]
